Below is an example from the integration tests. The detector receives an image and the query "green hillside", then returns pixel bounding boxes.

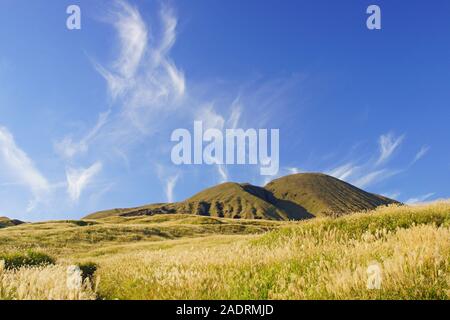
[0,217,24,229]
[266,173,400,217]
[85,173,398,220]
[1,201,448,300]
[0,214,282,256]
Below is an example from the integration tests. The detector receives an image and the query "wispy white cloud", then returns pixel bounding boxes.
[95,0,148,98]
[112,147,130,170]
[164,174,179,203]
[88,182,116,206]
[327,132,407,189]
[412,145,430,164]
[227,97,242,129]
[341,138,429,189]
[196,104,240,184]
[96,1,185,135]
[286,167,301,175]
[58,2,301,203]
[66,162,103,202]
[327,163,357,181]
[0,126,49,210]
[258,166,300,187]
[352,169,400,189]
[53,1,187,210]
[197,103,226,130]
[113,1,148,80]
[217,165,228,183]
[196,98,243,131]
[159,6,185,96]
[406,192,435,204]
[376,133,405,165]
[55,111,110,159]
[381,191,401,200]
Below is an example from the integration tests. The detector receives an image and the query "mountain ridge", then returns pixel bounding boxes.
[84,173,400,221]
[0,216,25,228]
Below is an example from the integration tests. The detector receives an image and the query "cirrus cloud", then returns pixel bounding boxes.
[0,126,49,211]
[66,162,103,202]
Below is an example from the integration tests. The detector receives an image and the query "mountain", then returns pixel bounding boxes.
[0,216,24,228]
[174,182,313,220]
[85,173,399,220]
[265,173,398,217]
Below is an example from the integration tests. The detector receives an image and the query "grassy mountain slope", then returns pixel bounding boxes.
[0,217,24,229]
[266,173,400,217]
[0,215,282,256]
[177,182,309,220]
[85,182,313,220]
[85,173,398,221]
[1,201,448,300]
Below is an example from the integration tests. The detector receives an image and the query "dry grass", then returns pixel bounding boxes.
[0,215,280,257]
[0,263,96,300]
[95,201,449,300]
[0,201,449,300]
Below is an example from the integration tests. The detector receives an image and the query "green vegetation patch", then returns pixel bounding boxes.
[0,250,55,270]
[255,203,450,247]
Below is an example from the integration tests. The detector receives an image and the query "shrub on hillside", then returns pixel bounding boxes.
[0,250,55,270]
[77,262,98,282]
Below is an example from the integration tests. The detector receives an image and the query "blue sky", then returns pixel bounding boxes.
[0,0,449,221]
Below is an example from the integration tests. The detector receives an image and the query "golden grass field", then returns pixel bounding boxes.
[0,202,449,300]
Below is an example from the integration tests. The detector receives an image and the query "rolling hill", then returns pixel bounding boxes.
[1,201,448,300]
[85,173,399,221]
[266,173,399,217]
[0,216,24,228]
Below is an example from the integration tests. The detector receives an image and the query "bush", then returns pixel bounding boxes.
[0,250,55,270]
[77,262,98,282]
[68,220,97,227]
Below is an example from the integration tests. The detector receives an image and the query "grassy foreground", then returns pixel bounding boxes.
[0,202,449,300]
